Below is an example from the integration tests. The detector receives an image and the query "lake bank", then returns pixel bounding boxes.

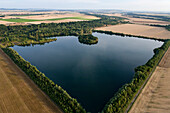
[11,32,163,112]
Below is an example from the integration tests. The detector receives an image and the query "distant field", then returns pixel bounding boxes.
[96,24,170,39]
[0,18,42,22]
[47,17,95,21]
[0,16,97,23]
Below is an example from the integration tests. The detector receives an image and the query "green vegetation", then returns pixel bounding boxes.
[78,35,98,45]
[0,18,42,22]
[17,38,57,46]
[166,25,170,31]
[0,15,5,17]
[0,14,125,47]
[149,24,170,31]
[2,47,86,113]
[125,13,170,22]
[101,40,170,113]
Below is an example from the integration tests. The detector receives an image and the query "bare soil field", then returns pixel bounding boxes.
[0,48,63,113]
[129,47,170,113]
[95,24,170,39]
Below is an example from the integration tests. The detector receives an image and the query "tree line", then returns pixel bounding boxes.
[101,40,170,113]
[2,47,86,113]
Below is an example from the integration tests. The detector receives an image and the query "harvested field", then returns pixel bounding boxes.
[26,19,85,24]
[129,47,170,113]
[95,24,170,39]
[0,48,63,113]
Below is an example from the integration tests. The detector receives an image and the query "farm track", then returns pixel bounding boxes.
[0,48,63,113]
[129,48,170,113]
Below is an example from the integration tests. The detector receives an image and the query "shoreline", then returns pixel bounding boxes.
[0,29,169,113]
[0,48,63,113]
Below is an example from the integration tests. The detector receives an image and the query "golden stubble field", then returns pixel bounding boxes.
[96,24,170,39]
[129,47,170,113]
[0,48,63,113]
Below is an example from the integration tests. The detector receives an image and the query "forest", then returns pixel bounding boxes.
[0,14,127,47]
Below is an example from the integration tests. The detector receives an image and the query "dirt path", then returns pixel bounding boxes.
[0,48,63,113]
[129,47,170,113]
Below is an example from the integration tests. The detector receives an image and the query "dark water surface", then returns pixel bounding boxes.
[12,32,163,113]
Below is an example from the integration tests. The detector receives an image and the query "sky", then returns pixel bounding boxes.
[0,0,170,12]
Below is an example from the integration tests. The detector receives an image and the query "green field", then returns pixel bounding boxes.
[0,17,96,23]
[0,18,42,22]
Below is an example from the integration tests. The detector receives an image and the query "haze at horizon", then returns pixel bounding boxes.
[0,0,170,12]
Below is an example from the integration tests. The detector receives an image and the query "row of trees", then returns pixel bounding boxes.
[101,40,170,113]
[2,47,86,113]
[126,13,170,22]
[148,24,170,31]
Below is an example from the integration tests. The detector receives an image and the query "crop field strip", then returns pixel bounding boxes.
[0,48,63,113]
[0,17,96,23]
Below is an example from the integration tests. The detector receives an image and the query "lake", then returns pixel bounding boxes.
[12,32,163,113]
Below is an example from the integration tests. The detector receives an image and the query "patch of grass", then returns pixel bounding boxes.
[0,18,42,23]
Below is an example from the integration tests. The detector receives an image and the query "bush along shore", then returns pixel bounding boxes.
[93,30,166,42]
[2,39,169,113]
[101,40,170,113]
[2,47,86,113]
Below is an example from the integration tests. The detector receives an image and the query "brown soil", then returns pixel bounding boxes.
[0,48,63,113]
[129,47,170,113]
[95,24,170,39]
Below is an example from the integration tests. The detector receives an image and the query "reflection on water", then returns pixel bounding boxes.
[12,32,163,113]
